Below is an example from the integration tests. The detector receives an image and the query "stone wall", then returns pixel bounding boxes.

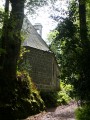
[22,46,60,91]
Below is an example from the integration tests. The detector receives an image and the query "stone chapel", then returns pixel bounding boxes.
[21,18,60,91]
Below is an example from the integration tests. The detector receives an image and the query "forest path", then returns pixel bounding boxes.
[24,101,77,120]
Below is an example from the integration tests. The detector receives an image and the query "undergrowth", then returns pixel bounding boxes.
[40,81,73,108]
[0,71,45,119]
[75,104,90,120]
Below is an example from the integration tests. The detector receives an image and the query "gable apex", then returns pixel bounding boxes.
[22,18,49,51]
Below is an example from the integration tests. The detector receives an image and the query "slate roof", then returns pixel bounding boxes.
[22,18,49,51]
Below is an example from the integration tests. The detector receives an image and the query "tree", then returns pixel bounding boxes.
[0,0,26,117]
[0,0,25,81]
[49,0,79,83]
[79,0,88,46]
[49,0,90,102]
[74,0,90,101]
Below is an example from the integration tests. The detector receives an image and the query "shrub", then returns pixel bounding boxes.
[0,71,45,119]
[40,81,73,108]
[40,91,58,108]
[56,81,73,105]
[75,105,90,120]
[16,71,45,119]
[60,81,73,97]
[40,90,71,108]
[56,91,71,105]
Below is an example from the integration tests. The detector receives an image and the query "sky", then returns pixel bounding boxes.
[28,0,69,42]
[28,6,58,42]
[0,0,4,8]
[0,0,69,43]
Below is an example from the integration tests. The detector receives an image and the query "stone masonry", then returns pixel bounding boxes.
[22,18,60,91]
[23,46,60,91]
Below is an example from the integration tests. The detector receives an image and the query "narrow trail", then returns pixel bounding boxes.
[25,102,77,120]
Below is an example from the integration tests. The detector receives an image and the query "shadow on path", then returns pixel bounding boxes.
[24,102,77,120]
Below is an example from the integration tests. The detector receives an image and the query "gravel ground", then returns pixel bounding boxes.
[24,102,77,120]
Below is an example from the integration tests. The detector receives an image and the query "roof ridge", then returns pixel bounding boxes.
[22,17,50,51]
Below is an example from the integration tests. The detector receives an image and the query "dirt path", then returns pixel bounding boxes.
[24,102,77,120]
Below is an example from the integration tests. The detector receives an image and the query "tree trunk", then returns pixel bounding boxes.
[78,0,90,101]
[78,0,88,47]
[0,0,25,80]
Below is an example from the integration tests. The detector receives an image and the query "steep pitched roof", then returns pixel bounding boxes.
[22,18,49,51]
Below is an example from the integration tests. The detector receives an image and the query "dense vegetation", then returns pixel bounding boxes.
[0,50,45,119]
[48,0,90,119]
[75,104,90,120]
[40,81,73,108]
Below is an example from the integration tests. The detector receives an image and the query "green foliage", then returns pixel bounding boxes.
[0,48,6,55]
[15,71,45,119]
[86,1,90,37]
[18,47,31,73]
[48,0,90,102]
[57,81,73,105]
[75,105,90,120]
[57,91,71,105]
[61,81,73,95]
[49,1,80,84]
[40,82,73,108]
[0,71,45,119]
[0,8,4,27]
[17,71,45,115]
[48,30,59,44]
